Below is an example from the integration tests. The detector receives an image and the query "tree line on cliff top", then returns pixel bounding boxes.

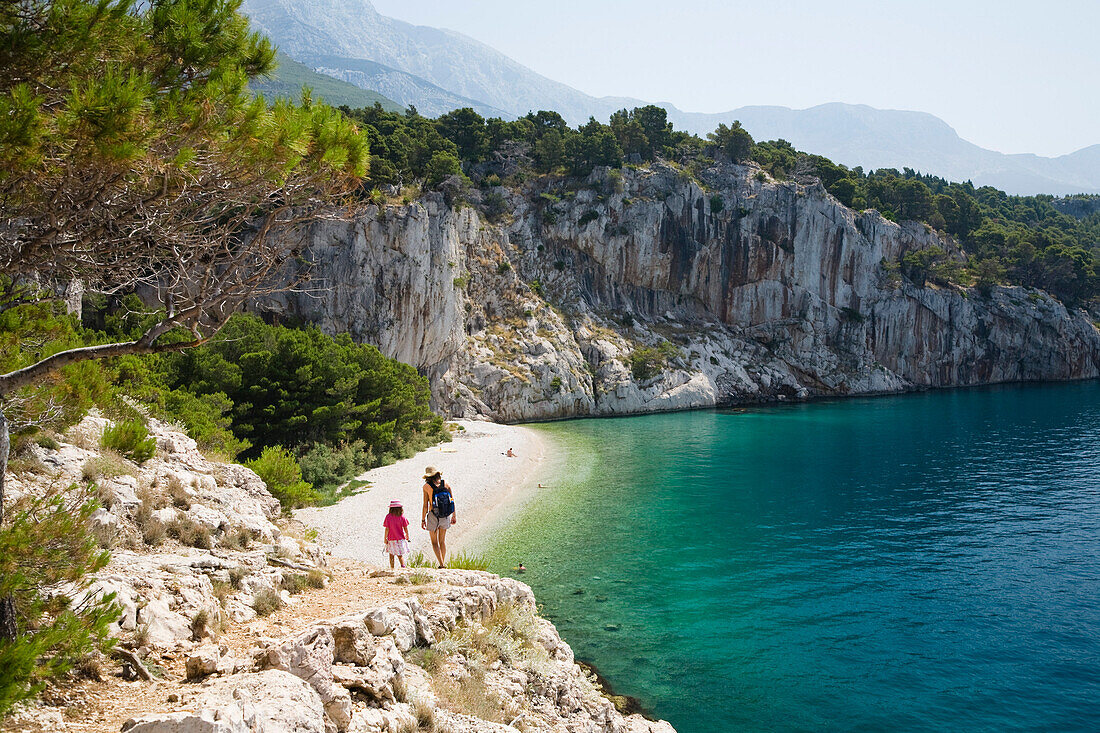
[345,103,1100,305]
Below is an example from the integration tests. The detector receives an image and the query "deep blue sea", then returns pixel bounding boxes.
[484,382,1100,732]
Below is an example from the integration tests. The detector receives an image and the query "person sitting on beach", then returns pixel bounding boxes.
[506,447,516,458]
[383,500,410,569]
[422,466,456,568]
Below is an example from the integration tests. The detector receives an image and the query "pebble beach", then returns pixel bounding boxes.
[295,420,549,563]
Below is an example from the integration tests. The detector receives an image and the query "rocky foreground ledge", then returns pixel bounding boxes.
[2,417,675,733]
[120,569,674,733]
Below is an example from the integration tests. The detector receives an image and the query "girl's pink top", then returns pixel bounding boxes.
[383,514,409,541]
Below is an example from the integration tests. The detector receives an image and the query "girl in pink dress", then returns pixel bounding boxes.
[383,500,410,568]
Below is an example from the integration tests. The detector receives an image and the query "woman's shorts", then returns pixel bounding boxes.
[425,512,453,531]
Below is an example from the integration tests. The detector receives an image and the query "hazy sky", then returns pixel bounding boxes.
[371,0,1098,157]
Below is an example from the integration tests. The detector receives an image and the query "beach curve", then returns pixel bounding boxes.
[295,420,548,564]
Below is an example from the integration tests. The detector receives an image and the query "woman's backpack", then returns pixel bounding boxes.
[432,481,455,518]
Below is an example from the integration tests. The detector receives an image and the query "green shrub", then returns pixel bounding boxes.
[446,551,490,571]
[34,434,60,451]
[161,315,446,466]
[578,210,599,226]
[709,194,724,213]
[0,484,120,716]
[483,191,507,222]
[629,346,664,381]
[629,341,681,381]
[100,419,156,463]
[408,551,434,568]
[409,571,432,586]
[246,446,319,509]
[159,389,250,459]
[496,261,511,275]
[297,440,372,497]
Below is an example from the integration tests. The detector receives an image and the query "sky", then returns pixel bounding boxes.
[371,0,1099,158]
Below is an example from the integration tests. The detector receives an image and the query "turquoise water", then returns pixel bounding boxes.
[485,382,1100,732]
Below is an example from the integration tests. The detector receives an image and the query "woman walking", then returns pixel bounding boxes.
[422,466,456,568]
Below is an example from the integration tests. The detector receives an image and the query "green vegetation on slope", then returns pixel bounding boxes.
[252,51,402,111]
[97,305,448,503]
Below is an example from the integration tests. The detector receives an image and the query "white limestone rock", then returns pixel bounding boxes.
[258,626,352,732]
[185,644,222,680]
[121,670,326,733]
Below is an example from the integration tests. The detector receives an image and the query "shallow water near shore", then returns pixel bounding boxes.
[485,381,1100,732]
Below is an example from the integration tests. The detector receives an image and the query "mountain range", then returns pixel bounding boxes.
[240,0,1100,196]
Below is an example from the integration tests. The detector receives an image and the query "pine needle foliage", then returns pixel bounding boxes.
[0,484,119,716]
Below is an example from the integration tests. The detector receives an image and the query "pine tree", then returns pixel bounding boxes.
[0,0,368,700]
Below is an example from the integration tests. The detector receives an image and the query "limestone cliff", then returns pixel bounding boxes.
[262,162,1100,421]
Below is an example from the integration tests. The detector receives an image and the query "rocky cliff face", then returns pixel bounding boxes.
[264,163,1100,422]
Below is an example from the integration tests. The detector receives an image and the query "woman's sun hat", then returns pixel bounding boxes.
[424,466,441,479]
[389,500,402,508]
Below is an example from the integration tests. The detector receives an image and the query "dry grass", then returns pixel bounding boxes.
[434,669,509,725]
[81,451,136,482]
[219,525,252,551]
[166,474,191,510]
[251,588,284,617]
[8,452,47,476]
[434,602,546,670]
[228,567,249,589]
[190,610,211,641]
[280,573,310,595]
[211,580,232,606]
[307,569,326,588]
[406,647,444,674]
[411,695,438,732]
[166,515,212,549]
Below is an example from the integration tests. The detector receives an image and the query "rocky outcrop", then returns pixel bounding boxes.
[262,162,1100,421]
[8,414,327,654]
[126,570,676,733]
[7,420,674,732]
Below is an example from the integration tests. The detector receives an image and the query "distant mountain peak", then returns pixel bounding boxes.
[240,0,1100,195]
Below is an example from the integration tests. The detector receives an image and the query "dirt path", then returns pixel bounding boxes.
[2,558,428,733]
